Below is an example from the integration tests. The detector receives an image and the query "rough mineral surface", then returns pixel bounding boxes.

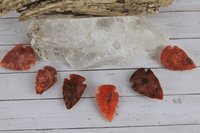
[29,15,169,69]
[0,0,174,21]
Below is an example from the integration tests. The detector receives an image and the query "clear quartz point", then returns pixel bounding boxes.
[29,15,169,69]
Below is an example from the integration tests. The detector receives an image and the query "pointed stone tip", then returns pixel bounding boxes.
[157,96,164,100]
[106,115,113,123]
[108,119,112,123]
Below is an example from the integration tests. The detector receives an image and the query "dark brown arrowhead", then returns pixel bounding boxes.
[130,68,163,100]
[62,74,87,109]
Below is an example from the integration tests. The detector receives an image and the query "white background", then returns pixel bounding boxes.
[0,0,200,132]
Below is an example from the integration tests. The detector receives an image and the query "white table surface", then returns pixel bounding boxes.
[0,0,200,132]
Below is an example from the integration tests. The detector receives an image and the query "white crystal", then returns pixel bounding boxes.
[29,15,169,69]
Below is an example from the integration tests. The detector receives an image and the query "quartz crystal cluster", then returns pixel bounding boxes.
[29,15,169,69]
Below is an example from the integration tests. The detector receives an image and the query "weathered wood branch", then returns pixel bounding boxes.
[0,0,174,21]
[0,0,40,17]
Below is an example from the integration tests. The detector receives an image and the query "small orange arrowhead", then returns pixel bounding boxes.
[160,45,196,71]
[96,85,119,122]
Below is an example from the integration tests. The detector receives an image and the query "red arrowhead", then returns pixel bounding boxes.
[62,74,87,109]
[0,43,35,70]
[130,68,163,100]
[96,85,119,122]
[160,45,196,71]
[35,66,57,94]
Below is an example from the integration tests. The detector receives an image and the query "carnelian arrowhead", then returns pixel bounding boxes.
[96,85,119,122]
[160,45,196,71]
[0,43,35,71]
[35,66,57,94]
[130,68,163,100]
[62,74,87,109]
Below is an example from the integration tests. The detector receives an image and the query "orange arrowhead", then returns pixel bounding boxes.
[0,43,35,71]
[35,66,57,94]
[96,85,119,122]
[160,45,196,71]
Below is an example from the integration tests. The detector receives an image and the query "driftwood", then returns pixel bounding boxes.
[0,0,174,21]
[0,0,40,17]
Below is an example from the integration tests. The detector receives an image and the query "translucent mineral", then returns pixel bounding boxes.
[29,15,169,69]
